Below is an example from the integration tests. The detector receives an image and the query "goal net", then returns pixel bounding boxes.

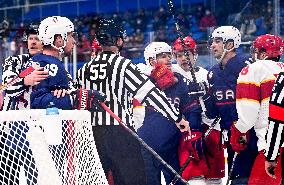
[0,109,108,185]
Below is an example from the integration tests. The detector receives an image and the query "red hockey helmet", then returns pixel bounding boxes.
[253,34,284,58]
[92,39,102,50]
[173,36,196,54]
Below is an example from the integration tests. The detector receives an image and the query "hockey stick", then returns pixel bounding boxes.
[226,137,246,185]
[169,154,193,185]
[0,66,35,92]
[168,1,222,184]
[167,0,219,131]
[168,0,197,83]
[99,102,189,185]
[226,152,238,185]
[204,117,221,138]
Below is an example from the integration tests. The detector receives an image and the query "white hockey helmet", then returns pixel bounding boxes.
[211,26,241,49]
[144,42,172,65]
[38,16,74,50]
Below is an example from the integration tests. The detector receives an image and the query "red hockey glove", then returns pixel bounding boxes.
[178,131,209,180]
[73,89,106,112]
[230,124,249,153]
[150,63,177,89]
[179,131,205,161]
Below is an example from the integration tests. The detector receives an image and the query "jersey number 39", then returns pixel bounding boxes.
[44,64,58,76]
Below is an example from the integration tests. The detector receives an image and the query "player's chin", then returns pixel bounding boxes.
[63,50,72,56]
[182,63,189,69]
[29,49,40,55]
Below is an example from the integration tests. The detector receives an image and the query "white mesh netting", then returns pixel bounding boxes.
[0,109,108,185]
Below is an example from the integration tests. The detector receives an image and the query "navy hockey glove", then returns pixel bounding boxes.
[188,82,207,99]
[73,89,106,112]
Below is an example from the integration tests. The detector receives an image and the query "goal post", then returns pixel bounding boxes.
[0,109,108,185]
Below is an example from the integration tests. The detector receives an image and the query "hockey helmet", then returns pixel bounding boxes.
[38,16,74,50]
[210,26,241,49]
[173,36,197,54]
[252,34,284,58]
[92,39,102,50]
[23,24,39,41]
[144,42,172,65]
[96,18,126,46]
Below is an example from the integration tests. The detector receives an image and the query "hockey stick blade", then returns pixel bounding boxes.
[0,66,35,92]
[100,102,189,185]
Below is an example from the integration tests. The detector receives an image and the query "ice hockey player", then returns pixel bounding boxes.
[133,41,208,185]
[76,18,190,185]
[26,16,108,184]
[232,34,284,184]
[26,16,104,112]
[204,26,255,184]
[1,23,48,111]
[265,71,284,182]
[172,36,224,184]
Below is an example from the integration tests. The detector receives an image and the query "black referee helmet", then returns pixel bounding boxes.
[23,23,39,41]
[96,18,126,46]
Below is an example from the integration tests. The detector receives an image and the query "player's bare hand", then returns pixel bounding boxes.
[53,89,67,98]
[24,67,48,86]
[265,160,277,179]
[176,118,191,133]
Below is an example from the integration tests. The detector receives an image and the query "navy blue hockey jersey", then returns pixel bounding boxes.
[138,73,202,153]
[205,55,250,130]
[28,53,72,109]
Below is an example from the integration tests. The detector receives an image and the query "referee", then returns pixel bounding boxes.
[1,24,48,111]
[265,71,284,181]
[76,19,190,185]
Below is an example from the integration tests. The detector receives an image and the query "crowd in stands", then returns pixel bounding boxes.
[0,0,283,68]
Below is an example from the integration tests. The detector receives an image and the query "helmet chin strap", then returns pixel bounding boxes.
[193,54,198,64]
[51,40,67,57]
[216,44,234,62]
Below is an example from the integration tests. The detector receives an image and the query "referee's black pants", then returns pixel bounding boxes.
[93,125,147,185]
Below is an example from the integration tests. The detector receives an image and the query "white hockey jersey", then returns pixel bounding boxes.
[235,60,284,151]
[171,64,221,131]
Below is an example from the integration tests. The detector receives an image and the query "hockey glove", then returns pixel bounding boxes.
[150,63,177,90]
[73,89,106,112]
[187,81,207,99]
[230,124,249,153]
[179,131,205,161]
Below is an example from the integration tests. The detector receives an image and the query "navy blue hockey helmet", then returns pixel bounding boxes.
[96,19,126,46]
[23,23,39,41]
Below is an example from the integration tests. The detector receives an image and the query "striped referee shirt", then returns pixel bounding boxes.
[266,72,284,161]
[76,51,182,126]
[2,54,31,110]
